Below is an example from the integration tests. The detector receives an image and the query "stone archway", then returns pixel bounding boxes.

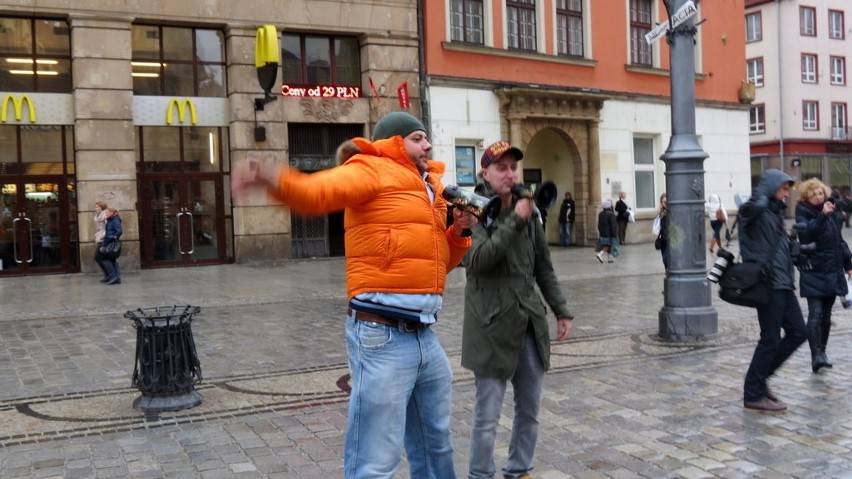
[496,88,608,245]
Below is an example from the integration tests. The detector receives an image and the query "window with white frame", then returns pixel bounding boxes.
[829,10,845,39]
[750,104,765,133]
[803,101,819,130]
[630,0,653,66]
[556,0,583,57]
[830,56,846,85]
[507,0,537,51]
[832,103,848,139]
[450,0,484,44]
[747,57,764,87]
[746,12,762,42]
[801,54,817,83]
[800,6,816,36]
[632,137,656,209]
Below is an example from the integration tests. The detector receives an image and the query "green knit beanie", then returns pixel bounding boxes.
[372,111,426,141]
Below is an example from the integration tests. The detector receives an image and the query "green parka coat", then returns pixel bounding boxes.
[461,178,573,379]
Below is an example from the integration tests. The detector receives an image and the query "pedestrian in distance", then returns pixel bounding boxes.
[652,193,669,270]
[97,208,122,285]
[558,191,575,246]
[738,168,808,412]
[596,198,618,263]
[461,140,573,479]
[615,191,631,244]
[705,193,728,254]
[794,178,852,373]
[231,111,477,478]
[93,201,109,281]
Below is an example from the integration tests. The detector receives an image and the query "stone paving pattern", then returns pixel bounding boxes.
[1,241,852,478]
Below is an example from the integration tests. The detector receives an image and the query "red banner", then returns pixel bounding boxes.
[397,82,410,109]
[368,77,382,103]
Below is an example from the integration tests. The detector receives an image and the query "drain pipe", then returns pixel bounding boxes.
[417,0,431,138]
[777,0,785,174]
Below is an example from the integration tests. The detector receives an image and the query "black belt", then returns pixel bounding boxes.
[348,309,429,332]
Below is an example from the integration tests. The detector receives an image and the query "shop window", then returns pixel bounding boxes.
[507,0,537,51]
[629,0,653,66]
[136,126,229,173]
[633,136,656,209]
[450,0,484,45]
[131,25,226,97]
[0,17,72,93]
[556,0,584,57]
[801,156,821,181]
[282,34,360,87]
[454,145,476,186]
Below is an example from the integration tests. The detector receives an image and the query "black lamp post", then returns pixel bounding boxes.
[657,0,718,340]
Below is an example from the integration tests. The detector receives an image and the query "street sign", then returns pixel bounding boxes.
[644,0,698,44]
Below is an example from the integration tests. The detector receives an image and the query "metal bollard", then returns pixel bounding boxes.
[126,305,203,412]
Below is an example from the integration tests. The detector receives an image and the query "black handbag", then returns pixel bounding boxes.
[654,234,664,250]
[718,221,782,308]
[102,238,122,260]
[718,262,771,307]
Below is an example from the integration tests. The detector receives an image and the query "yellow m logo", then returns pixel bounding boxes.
[165,98,197,125]
[1,94,36,123]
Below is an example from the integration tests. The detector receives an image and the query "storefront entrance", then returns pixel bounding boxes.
[0,125,78,276]
[139,175,227,267]
[0,178,78,275]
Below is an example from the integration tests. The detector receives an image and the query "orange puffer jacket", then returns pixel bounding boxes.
[267,136,471,299]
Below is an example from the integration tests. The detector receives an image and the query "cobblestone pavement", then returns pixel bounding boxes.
[1,242,852,478]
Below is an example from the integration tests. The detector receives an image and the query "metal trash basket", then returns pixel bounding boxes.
[126,305,203,412]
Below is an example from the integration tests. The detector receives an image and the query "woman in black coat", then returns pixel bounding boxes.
[795,178,852,373]
[596,198,618,263]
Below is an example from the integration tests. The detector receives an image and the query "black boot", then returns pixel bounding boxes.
[812,350,826,373]
[820,350,833,369]
[821,320,833,368]
[808,318,824,373]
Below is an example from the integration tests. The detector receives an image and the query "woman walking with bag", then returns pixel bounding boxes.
[706,194,728,253]
[794,178,852,373]
[97,208,123,285]
[93,201,109,281]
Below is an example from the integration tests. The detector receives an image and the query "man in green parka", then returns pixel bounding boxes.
[462,140,573,479]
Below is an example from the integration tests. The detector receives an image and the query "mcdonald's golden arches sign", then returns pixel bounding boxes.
[1,94,36,123]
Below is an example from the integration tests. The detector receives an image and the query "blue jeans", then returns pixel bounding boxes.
[344,314,456,479]
[743,289,808,401]
[468,328,543,479]
[559,222,572,246]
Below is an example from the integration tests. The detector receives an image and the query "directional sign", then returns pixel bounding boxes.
[645,0,698,44]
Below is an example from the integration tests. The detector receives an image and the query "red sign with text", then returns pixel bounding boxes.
[281,85,361,99]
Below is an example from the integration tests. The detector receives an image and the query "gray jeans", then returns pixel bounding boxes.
[468,327,544,479]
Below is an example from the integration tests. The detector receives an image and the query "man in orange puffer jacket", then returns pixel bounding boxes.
[232,111,477,479]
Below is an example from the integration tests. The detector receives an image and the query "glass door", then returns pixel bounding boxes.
[139,175,225,267]
[0,179,76,274]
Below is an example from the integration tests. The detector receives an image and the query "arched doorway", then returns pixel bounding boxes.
[524,128,578,245]
[497,88,607,245]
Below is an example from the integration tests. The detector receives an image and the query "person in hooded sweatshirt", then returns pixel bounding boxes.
[794,178,852,373]
[738,168,808,412]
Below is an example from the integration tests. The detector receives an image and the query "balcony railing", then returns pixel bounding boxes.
[831,127,851,140]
